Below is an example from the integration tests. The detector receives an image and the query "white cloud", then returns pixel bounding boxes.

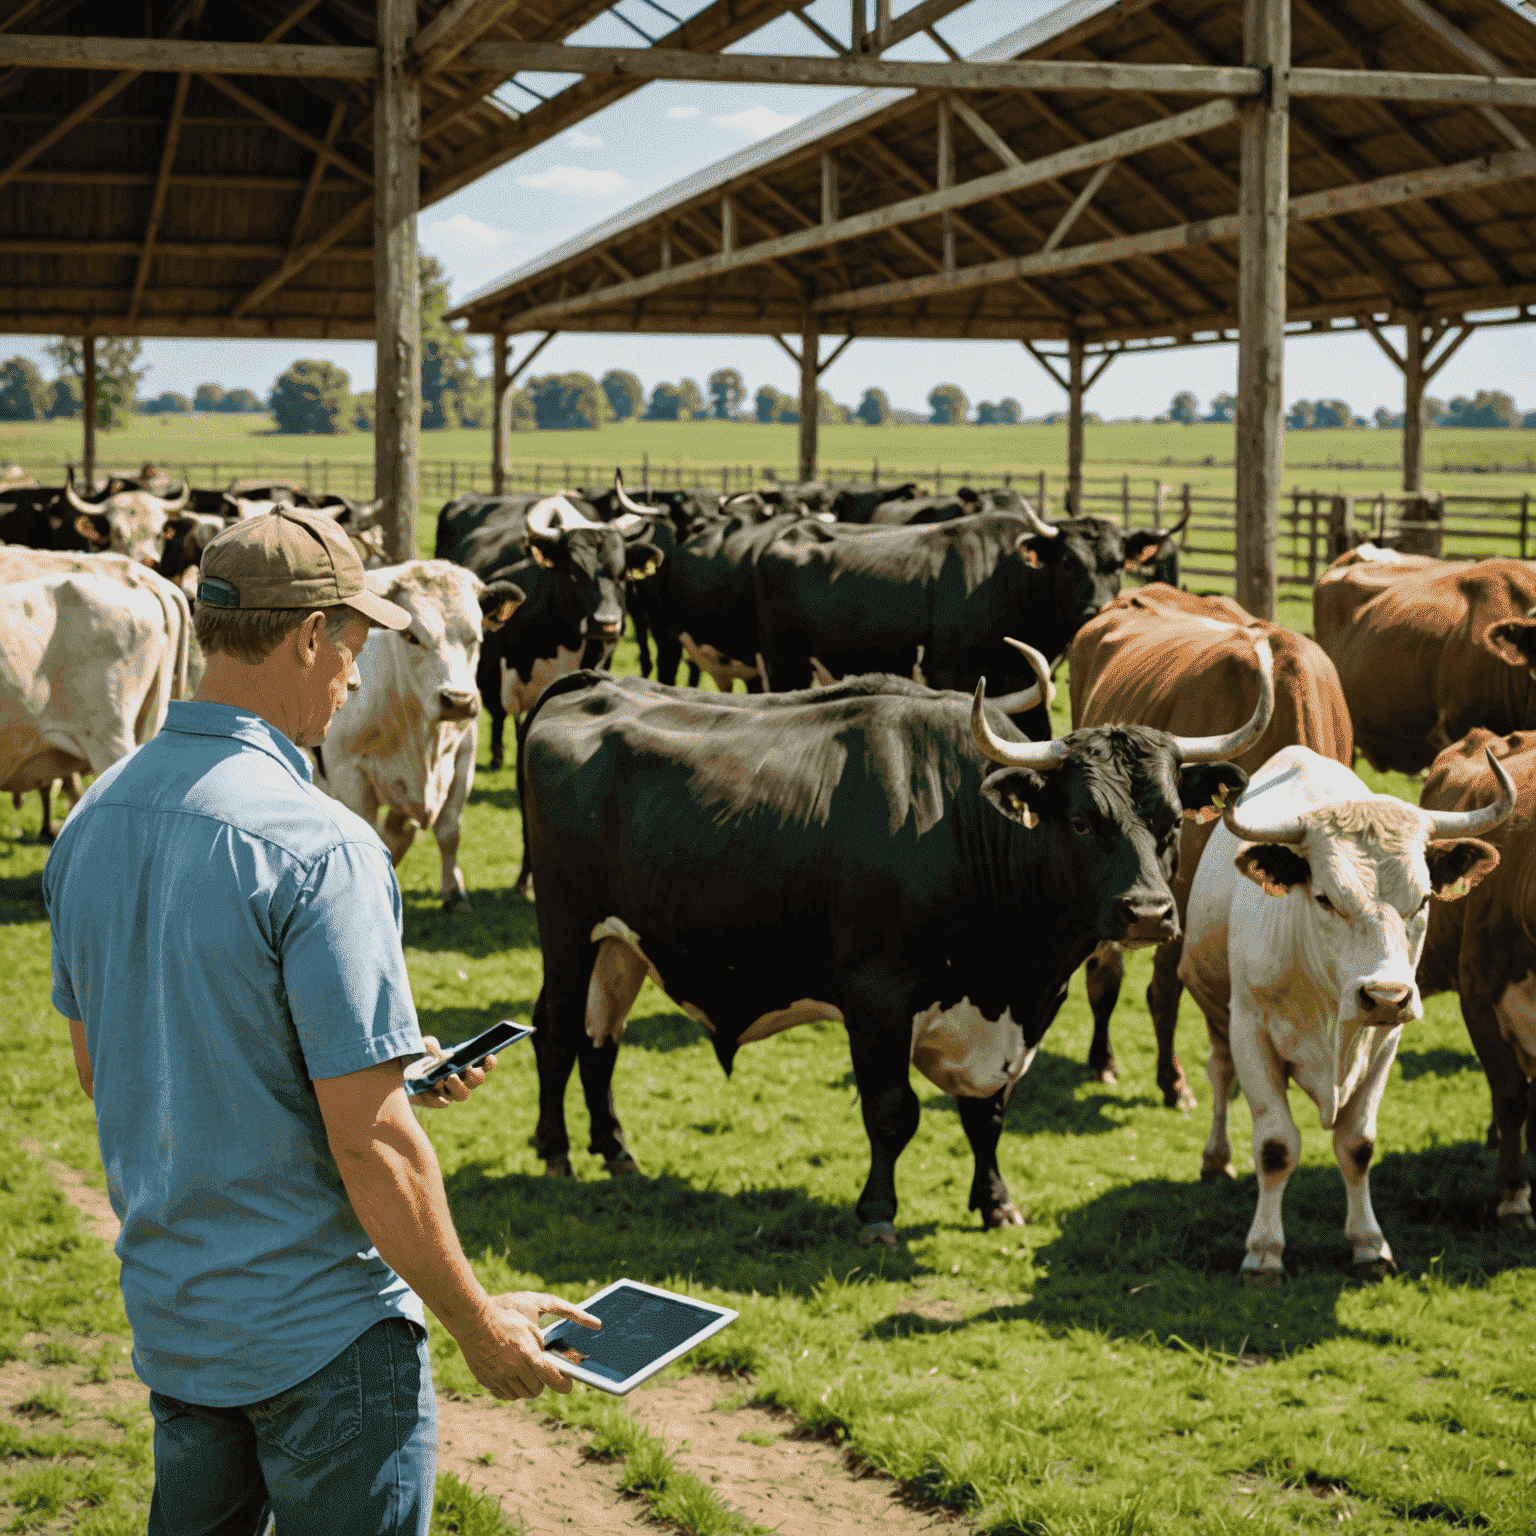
[665,105,702,120]
[425,213,514,251]
[566,128,603,148]
[711,105,801,140]
[516,165,630,197]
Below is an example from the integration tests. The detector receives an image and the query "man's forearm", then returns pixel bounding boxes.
[328,1096,491,1340]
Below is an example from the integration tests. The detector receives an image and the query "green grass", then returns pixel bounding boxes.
[1,629,1534,1533]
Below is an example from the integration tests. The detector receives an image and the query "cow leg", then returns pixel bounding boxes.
[1235,1016,1298,1285]
[957,1091,1023,1229]
[847,1023,921,1247]
[686,660,702,688]
[37,784,55,843]
[1471,991,1534,1230]
[631,610,653,679]
[579,939,645,1173]
[433,724,475,915]
[487,705,507,772]
[380,809,417,868]
[1083,942,1123,1085]
[651,632,682,688]
[1200,1013,1237,1181]
[1333,1038,1399,1279]
[532,927,601,1177]
[1149,937,1197,1109]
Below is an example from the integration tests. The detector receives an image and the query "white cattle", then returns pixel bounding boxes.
[317,559,522,911]
[0,552,191,830]
[63,473,191,566]
[1180,745,1513,1284]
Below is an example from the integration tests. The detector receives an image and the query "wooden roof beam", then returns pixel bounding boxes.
[199,73,372,186]
[0,34,376,75]
[126,70,190,323]
[230,195,372,317]
[415,0,519,75]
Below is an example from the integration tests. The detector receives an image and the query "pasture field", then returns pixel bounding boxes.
[3,415,1535,509]
[2,625,1534,1534]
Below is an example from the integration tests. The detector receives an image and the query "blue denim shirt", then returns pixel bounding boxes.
[43,702,427,1406]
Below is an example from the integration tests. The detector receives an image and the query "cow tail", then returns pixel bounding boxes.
[514,668,606,897]
[142,574,190,744]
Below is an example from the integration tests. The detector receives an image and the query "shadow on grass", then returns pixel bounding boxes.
[919,1050,1158,1138]
[862,1141,1533,1356]
[402,889,540,956]
[623,1012,707,1053]
[416,1001,538,1047]
[444,1161,934,1294]
[467,781,522,814]
[1396,1044,1482,1080]
[0,869,47,925]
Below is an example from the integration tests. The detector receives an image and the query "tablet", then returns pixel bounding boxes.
[540,1279,738,1397]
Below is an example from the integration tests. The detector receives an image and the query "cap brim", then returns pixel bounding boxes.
[344,587,412,630]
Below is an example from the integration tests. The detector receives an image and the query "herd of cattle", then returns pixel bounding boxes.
[3,462,1534,1286]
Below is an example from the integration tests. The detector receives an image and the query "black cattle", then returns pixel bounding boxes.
[520,649,1270,1242]
[435,491,662,770]
[0,485,97,552]
[753,505,1183,741]
[828,481,920,521]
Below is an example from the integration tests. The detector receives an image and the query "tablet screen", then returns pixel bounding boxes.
[543,1284,723,1389]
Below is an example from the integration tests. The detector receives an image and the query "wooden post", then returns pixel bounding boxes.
[1403,316,1425,494]
[1234,0,1289,620]
[1066,335,1085,517]
[798,304,818,482]
[936,98,956,272]
[820,151,839,225]
[373,0,420,563]
[491,332,507,494]
[721,195,735,256]
[874,0,890,50]
[1521,491,1529,560]
[81,333,96,491]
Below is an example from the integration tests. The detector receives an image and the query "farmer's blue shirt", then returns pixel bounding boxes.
[42,701,426,1407]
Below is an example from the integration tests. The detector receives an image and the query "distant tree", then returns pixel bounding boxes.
[855,387,891,426]
[678,378,705,420]
[0,357,49,421]
[529,371,608,430]
[1424,397,1448,427]
[1374,405,1405,430]
[816,389,847,425]
[142,391,192,415]
[45,337,145,431]
[509,387,536,432]
[708,368,745,420]
[645,382,688,422]
[601,369,644,421]
[1312,399,1355,430]
[997,396,1021,424]
[1524,410,1536,430]
[270,359,354,435]
[927,383,969,425]
[1204,392,1236,424]
[352,391,374,431]
[218,387,262,413]
[1445,390,1519,429]
[753,386,799,424]
[1168,391,1200,425]
[1286,399,1317,430]
[46,376,81,420]
[420,254,487,431]
[193,382,225,412]
[975,398,1022,425]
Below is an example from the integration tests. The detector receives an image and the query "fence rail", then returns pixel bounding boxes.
[49,457,1536,593]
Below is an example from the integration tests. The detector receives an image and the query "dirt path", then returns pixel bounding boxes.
[22,1147,963,1534]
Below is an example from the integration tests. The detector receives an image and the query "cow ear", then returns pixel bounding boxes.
[1426,838,1500,901]
[1017,534,1053,567]
[625,543,664,581]
[74,512,109,546]
[1486,619,1536,673]
[1178,762,1248,823]
[1122,531,1168,569]
[528,538,557,569]
[980,768,1049,829]
[1235,844,1311,896]
[479,579,525,632]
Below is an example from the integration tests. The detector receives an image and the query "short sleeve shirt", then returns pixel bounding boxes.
[42,702,426,1406]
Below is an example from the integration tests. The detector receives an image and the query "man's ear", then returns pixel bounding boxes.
[1486,619,1536,673]
[293,609,326,663]
[980,768,1050,829]
[1178,762,1248,823]
[1426,838,1500,900]
[1235,844,1311,896]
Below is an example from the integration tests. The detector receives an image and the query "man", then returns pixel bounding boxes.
[43,506,598,1534]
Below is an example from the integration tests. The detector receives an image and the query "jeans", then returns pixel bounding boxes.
[146,1318,437,1536]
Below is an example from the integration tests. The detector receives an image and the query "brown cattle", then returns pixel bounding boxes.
[1314,550,1536,774]
[1417,726,1536,1229]
[1068,585,1352,1106]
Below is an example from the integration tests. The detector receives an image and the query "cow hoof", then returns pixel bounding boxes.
[1201,1158,1237,1182]
[1497,1211,1536,1232]
[858,1222,899,1250]
[544,1159,574,1178]
[1092,1066,1118,1086]
[489,756,504,772]
[441,893,472,915]
[514,878,534,902]
[1240,1268,1285,1289]
[606,1156,643,1177]
[983,1203,1025,1230]
[1166,1083,1198,1111]
[1350,1257,1397,1284]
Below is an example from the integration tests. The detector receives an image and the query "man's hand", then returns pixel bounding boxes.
[453,1292,602,1400]
[406,1034,495,1109]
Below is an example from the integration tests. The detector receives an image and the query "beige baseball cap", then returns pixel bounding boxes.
[197,505,410,629]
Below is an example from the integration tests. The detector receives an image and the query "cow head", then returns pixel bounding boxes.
[1014,500,1190,630]
[525,494,656,648]
[1224,748,1513,1027]
[970,637,1272,946]
[64,471,190,565]
[371,559,525,724]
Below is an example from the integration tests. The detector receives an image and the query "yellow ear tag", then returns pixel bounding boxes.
[529,543,554,568]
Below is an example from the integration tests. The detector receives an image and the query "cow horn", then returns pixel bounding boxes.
[1169,637,1274,763]
[1222,795,1308,846]
[1420,747,1517,840]
[154,482,190,512]
[970,677,1071,769]
[1017,498,1059,540]
[987,640,1057,713]
[527,494,599,538]
[1163,506,1192,539]
[62,472,94,515]
[613,470,661,518]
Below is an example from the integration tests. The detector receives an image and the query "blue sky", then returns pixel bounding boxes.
[5,0,1533,421]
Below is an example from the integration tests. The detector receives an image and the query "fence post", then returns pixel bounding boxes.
[305,458,311,491]
[1522,492,1530,559]
[534,463,541,492]
[1038,469,1046,511]
[1180,482,1190,531]
[872,456,879,484]
[935,463,942,493]
[1122,473,1130,527]
[1154,480,1167,528]
[642,451,650,492]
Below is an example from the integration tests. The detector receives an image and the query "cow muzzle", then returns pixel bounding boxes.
[1354,981,1415,1028]
[437,687,480,721]
[1111,898,1179,949]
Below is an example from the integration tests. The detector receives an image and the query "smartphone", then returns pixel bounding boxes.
[411,1020,532,1091]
